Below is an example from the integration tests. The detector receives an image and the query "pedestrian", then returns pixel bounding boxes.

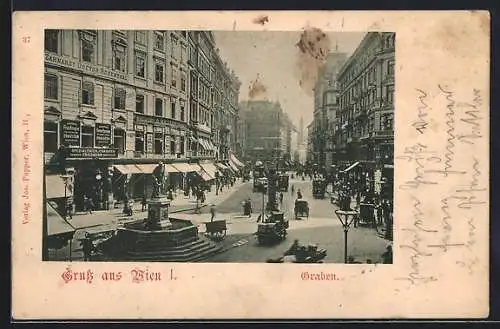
[210,203,216,222]
[141,195,147,212]
[81,232,94,261]
[291,184,295,195]
[279,192,284,204]
[297,189,302,200]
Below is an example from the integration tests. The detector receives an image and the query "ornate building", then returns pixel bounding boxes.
[336,32,395,195]
[44,29,242,214]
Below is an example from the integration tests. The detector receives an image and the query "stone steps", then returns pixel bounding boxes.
[120,237,222,262]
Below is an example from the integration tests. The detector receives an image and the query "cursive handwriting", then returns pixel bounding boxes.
[453,157,487,209]
[413,88,430,134]
[425,85,466,178]
[397,143,439,190]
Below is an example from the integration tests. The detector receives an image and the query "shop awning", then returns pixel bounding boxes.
[165,164,180,173]
[215,163,229,170]
[199,162,218,180]
[342,161,360,173]
[171,162,201,173]
[47,202,76,237]
[198,170,215,181]
[46,175,72,199]
[114,164,157,174]
[229,152,245,168]
[228,161,239,172]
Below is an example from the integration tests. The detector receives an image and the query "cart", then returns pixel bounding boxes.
[358,203,376,228]
[205,220,227,241]
[312,179,326,199]
[257,211,289,244]
[294,199,309,219]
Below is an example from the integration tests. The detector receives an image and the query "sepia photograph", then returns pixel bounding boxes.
[13,10,489,319]
[43,29,395,264]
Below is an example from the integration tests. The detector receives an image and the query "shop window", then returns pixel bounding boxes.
[135,131,145,152]
[136,95,144,113]
[44,30,59,53]
[155,98,163,116]
[135,31,147,45]
[81,126,94,147]
[154,32,164,51]
[114,88,126,110]
[180,104,185,121]
[154,133,163,155]
[44,74,58,100]
[179,136,185,155]
[155,60,164,83]
[44,121,58,153]
[170,137,176,155]
[135,52,146,78]
[114,128,125,154]
[113,44,126,72]
[171,101,176,119]
[81,81,94,105]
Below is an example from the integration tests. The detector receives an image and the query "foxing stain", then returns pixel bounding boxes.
[252,15,269,26]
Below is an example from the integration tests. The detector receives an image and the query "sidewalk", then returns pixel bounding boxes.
[67,180,246,232]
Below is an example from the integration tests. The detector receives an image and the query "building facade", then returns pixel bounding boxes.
[239,100,294,168]
[44,29,242,212]
[311,52,348,169]
[336,32,395,194]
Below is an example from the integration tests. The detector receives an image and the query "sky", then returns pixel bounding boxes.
[213,31,366,129]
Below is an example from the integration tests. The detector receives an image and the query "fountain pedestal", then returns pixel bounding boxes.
[146,196,172,230]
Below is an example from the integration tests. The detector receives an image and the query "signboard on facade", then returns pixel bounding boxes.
[134,113,185,130]
[67,147,118,159]
[60,119,81,146]
[95,123,112,147]
[45,52,128,81]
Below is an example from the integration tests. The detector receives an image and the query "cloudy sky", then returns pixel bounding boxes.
[213,31,366,129]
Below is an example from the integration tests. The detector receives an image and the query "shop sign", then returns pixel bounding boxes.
[95,123,112,147]
[45,52,128,81]
[67,147,118,159]
[60,119,81,146]
[134,113,185,130]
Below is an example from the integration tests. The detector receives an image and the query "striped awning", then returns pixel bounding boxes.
[229,152,245,168]
[171,163,201,173]
[114,164,155,174]
[198,162,218,180]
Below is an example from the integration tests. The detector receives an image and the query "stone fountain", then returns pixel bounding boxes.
[102,162,222,262]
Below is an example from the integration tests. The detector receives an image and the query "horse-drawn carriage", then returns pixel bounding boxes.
[294,199,309,219]
[257,211,289,244]
[312,179,327,199]
[205,220,227,241]
[278,174,289,192]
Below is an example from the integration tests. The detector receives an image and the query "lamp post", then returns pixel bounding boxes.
[334,209,358,264]
[60,174,72,220]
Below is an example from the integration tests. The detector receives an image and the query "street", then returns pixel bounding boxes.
[192,177,390,263]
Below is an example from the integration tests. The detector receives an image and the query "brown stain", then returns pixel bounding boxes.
[252,15,269,26]
[248,74,267,100]
[294,27,331,96]
[471,10,490,37]
[432,14,489,59]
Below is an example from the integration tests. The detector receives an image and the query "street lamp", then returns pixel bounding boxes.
[334,209,358,264]
[60,174,72,220]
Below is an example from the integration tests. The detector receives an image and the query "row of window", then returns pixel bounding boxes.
[44,121,189,155]
[45,74,187,120]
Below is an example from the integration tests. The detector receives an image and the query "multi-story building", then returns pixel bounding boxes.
[311,52,348,169]
[239,100,294,168]
[336,32,395,194]
[306,122,314,163]
[43,29,241,213]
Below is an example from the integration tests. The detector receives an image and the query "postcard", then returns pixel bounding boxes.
[11,10,490,319]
